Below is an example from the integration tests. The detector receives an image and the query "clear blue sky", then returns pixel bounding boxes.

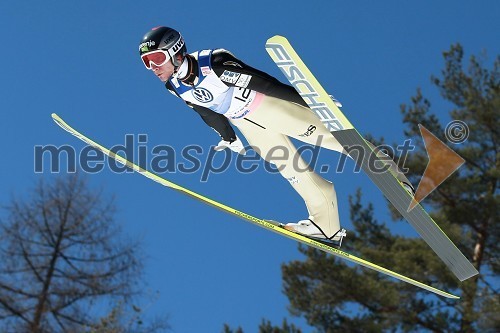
[1,1,499,332]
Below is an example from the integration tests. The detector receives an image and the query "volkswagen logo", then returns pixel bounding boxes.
[192,88,213,103]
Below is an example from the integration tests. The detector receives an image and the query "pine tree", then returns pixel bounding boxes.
[279,44,499,332]
[222,318,302,333]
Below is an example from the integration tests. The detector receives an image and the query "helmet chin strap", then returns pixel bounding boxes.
[177,55,198,85]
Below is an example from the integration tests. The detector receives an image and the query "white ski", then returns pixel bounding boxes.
[265,35,478,282]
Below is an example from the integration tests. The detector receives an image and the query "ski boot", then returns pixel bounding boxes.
[284,218,347,247]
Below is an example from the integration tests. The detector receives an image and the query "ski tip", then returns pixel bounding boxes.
[266,35,288,45]
[51,113,63,124]
[51,113,64,125]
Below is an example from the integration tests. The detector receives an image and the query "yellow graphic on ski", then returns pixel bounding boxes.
[265,35,478,282]
[51,113,459,299]
[265,36,353,132]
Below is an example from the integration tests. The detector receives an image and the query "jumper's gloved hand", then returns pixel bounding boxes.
[214,136,246,155]
[329,94,343,108]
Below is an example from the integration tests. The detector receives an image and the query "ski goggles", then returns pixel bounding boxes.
[141,50,171,69]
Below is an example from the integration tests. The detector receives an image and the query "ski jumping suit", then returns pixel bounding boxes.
[166,49,405,239]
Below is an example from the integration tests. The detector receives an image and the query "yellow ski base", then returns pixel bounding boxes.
[265,35,478,282]
[51,113,459,299]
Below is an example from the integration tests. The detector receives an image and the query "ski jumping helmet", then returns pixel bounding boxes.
[139,27,187,68]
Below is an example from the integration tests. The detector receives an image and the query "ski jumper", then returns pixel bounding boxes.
[165,49,406,238]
